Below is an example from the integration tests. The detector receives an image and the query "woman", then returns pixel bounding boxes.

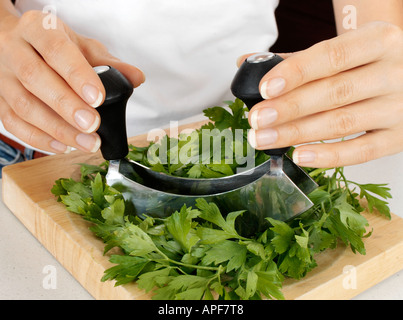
[0,0,402,171]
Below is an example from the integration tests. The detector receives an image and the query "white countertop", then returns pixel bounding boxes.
[1,152,403,300]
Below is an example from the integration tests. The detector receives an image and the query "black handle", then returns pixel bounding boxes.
[94,66,133,160]
[231,52,289,156]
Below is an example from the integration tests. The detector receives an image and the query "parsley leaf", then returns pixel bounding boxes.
[202,240,247,272]
[165,205,200,253]
[52,99,393,300]
[355,183,392,219]
[266,218,294,254]
[126,99,269,178]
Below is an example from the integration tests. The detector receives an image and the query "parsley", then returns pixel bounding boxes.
[51,100,393,300]
[127,99,269,178]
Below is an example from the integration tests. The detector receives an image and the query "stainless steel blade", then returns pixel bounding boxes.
[106,158,315,236]
[124,154,317,196]
[282,155,318,195]
[95,63,318,236]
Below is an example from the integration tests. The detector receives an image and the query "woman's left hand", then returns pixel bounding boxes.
[243,21,403,168]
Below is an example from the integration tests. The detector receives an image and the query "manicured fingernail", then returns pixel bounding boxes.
[82,84,103,107]
[74,109,100,133]
[248,128,278,149]
[75,133,101,153]
[250,108,278,130]
[260,78,286,99]
[293,150,316,165]
[248,129,257,148]
[50,140,71,153]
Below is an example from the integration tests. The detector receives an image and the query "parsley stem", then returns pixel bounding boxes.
[169,259,220,271]
[336,167,355,200]
[308,167,331,178]
[153,248,220,272]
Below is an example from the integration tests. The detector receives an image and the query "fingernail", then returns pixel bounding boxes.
[248,128,278,149]
[250,108,278,130]
[50,140,71,153]
[293,150,316,165]
[260,78,286,99]
[82,84,103,107]
[75,133,101,153]
[74,109,100,133]
[247,129,257,148]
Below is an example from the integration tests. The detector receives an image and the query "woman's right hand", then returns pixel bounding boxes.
[0,10,145,153]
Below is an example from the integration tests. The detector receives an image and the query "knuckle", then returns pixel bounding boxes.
[86,38,104,48]
[19,10,42,26]
[53,124,67,142]
[329,77,355,107]
[358,142,376,163]
[283,97,302,120]
[379,22,402,46]
[80,37,108,56]
[327,149,342,168]
[288,61,308,85]
[42,38,68,60]
[1,110,16,132]
[50,90,69,113]
[12,94,32,119]
[331,110,357,137]
[17,59,41,85]
[284,122,303,145]
[63,62,82,85]
[24,128,38,147]
[324,39,349,73]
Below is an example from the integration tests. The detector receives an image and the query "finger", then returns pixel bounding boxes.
[22,22,106,108]
[259,22,394,99]
[0,73,101,153]
[78,37,146,88]
[247,96,399,150]
[3,41,101,134]
[0,97,70,154]
[292,128,402,168]
[248,60,395,130]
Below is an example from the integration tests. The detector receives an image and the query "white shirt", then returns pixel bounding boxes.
[4,0,279,151]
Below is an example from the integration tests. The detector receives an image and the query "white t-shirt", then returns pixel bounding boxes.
[3,0,279,151]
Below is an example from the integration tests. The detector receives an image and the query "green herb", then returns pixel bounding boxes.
[51,100,392,300]
[127,99,269,178]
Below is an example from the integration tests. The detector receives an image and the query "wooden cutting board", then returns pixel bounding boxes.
[2,120,403,300]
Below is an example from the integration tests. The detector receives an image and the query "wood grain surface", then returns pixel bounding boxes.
[2,120,403,300]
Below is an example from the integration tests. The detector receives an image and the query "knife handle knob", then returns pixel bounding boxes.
[94,66,133,160]
[231,53,290,156]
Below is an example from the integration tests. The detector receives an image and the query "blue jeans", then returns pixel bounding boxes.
[0,139,30,178]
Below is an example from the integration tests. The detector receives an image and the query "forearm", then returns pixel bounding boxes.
[333,0,403,34]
